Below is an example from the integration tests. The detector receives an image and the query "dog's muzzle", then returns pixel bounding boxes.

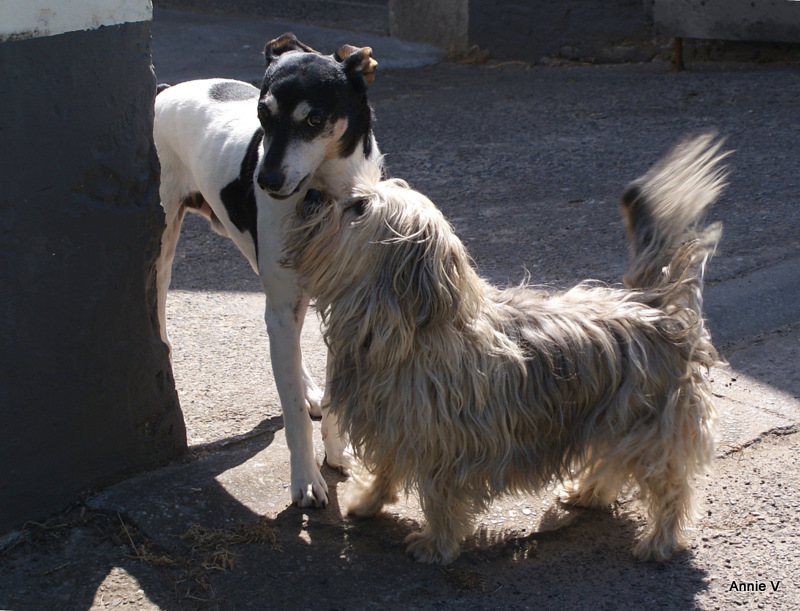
[257,171,310,200]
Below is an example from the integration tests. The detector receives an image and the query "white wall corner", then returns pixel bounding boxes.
[0,0,153,42]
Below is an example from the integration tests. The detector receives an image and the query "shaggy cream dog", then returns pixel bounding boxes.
[285,133,727,564]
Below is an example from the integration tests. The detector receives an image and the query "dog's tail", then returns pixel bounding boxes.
[620,133,728,328]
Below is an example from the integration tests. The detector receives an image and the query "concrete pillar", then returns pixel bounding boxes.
[389,0,468,52]
[0,0,186,533]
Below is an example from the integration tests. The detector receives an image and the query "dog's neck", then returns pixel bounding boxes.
[312,134,381,199]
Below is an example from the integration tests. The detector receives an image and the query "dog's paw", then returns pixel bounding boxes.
[556,481,615,509]
[557,484,598,508]
[347,498,381,517]
[404,529,460,565]
[321,409,351,476]
[347,487,387,518]
[291,464,329,509]
[324,445,355,477]
[305,388,324,419]
[632,530,680,562]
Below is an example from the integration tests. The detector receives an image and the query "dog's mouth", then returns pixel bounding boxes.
[267,174,311,200]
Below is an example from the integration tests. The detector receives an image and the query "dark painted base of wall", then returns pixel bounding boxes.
[468,0,657,62]
[0,21,186,533]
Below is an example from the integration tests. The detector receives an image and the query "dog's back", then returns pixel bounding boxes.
[154,79,259,189]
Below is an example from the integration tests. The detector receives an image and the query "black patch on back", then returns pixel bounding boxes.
[219,129,263,254]
[209,81,259,103]
[620,184,655,255]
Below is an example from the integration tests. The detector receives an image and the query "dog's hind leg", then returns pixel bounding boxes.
[633,459,697,562]
[155,188,190,353]
[633,379,714,561]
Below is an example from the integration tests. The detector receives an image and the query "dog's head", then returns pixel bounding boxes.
[255,33,378,200]
[285,167,482,333]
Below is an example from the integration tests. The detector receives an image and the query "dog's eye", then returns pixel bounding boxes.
[347,198,368,216]
[307,114,323,127]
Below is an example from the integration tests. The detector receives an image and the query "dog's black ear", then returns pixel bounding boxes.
[264,33,319,66]
[335,45,378,85]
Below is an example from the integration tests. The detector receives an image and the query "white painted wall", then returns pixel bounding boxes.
[0,0,152,41]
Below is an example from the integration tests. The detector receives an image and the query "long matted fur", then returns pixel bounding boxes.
[285,133,728,564]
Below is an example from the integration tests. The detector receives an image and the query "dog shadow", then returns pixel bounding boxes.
[278,484,711,608]
[452,499,711,607]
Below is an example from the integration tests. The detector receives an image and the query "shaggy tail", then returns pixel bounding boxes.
[620,133,728,328]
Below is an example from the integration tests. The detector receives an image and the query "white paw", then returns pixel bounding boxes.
[632,529,680,562]
[347,493,383,517]
[291,460,329,508]
[556,481,614,509]
[305,387,324,419]
[324,442,355,477]
[556,482,583,506]
[404,529,461,565]
[320,403,351,474]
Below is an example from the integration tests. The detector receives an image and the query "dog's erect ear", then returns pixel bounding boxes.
[335,45,378,84]
[264,33,319,66]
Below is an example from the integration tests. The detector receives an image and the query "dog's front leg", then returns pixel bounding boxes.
[347,464,398,517]
[263,290,329,508]
[257,193,328,507]
[405,484,475,565]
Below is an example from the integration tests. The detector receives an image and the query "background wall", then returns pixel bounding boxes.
[654,0,800,43]
[468,0,655,62]
[0,0,185,533]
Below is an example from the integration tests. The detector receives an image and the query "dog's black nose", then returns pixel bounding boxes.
[257,170,285,192]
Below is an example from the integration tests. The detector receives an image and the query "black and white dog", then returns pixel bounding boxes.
[153,33,381,507]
